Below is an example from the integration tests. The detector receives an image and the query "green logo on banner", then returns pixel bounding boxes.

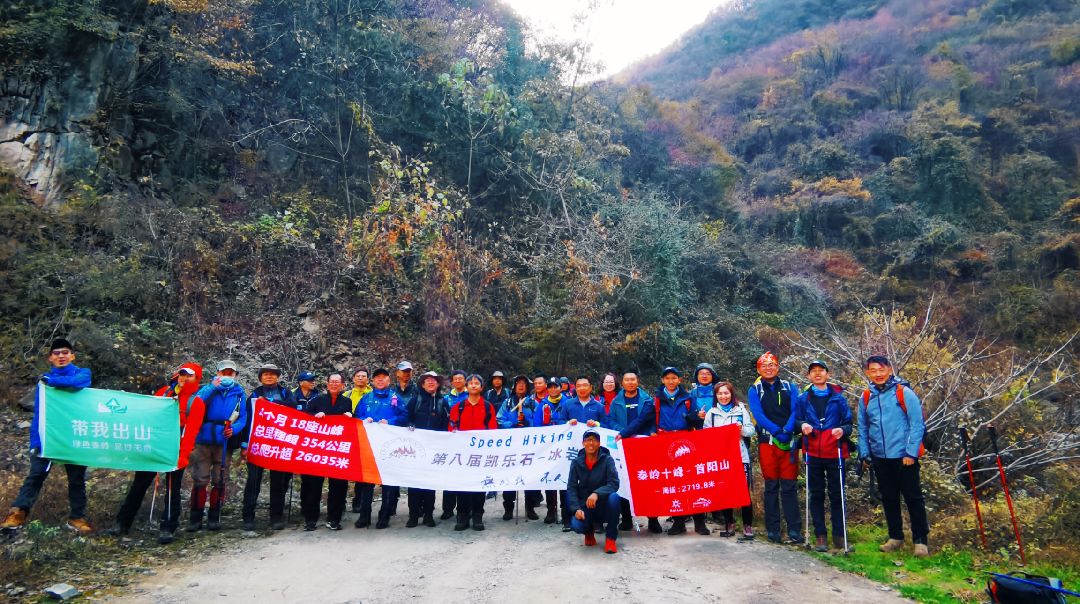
[39,385,181,472]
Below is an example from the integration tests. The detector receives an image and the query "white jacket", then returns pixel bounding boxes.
[703,403,755,464]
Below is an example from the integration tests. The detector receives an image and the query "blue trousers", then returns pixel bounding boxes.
[570,492,620,541]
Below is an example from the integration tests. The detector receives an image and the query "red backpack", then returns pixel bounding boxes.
[862,385,927,457]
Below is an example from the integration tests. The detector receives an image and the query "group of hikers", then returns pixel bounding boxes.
[2,338,930,558]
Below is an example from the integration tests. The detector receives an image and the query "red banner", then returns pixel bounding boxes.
[622,424,750,516]
[246,398,381,482]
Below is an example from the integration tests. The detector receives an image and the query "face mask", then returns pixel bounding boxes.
[219,377,236,388]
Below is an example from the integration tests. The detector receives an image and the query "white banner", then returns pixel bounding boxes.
[362,423,631,496]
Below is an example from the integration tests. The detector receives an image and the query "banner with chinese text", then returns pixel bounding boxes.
[246,398,632,494]
[622,424,749,516]
[39,384,182,472]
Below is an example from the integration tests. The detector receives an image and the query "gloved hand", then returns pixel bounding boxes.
[40,375,51,385]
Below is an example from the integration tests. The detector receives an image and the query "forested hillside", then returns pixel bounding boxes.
[1,0,1079,572]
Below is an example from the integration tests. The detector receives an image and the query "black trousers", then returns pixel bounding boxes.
[807,457,844,537]
[455,492,486,521]
[300,475,347,525]
[116,468,185,532]
[502,490,541,509]
[721,462,754,527]
[241,462,292,523]
[354,482,399,523]
[442,490,457,515]
[872,457,929,544]
[408,488,436,518]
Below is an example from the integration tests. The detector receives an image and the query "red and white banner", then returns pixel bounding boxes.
[622,424,750,516]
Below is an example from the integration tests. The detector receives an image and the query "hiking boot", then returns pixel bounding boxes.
[186,519,203,532]
[738,526,755,541]
[667,518,687,536]
[271,519,285,531]
[562,520,572,533]
[694,517,710,535]
[502,505,513,521]
[604,538,617,554]
[1,508,27,529]
[786,532,805,545]
[207,519,222,531]
[207,507,221,531]
[405,515,419,528]
[158,529,176,545]
[304,522,316,531]
[326,521,342,531]
[833,535,846,550]
[584,532,597,546]
[422,514,436,527]
[472,520,485,531]
[453,520,469,531]
[354,517,370,529]
[105,524,129,537]
[66,518,93,535]
[815,536,828,552]
[525,507,539,521]
[767,532,782,543]
[618,518,633,531]
[375,519,389,529]
[913,543,929,557]
[647,518,663,534]
[879,538,904,552]
[440,510,455,520]
[242,520,255,531]
[543,511,557,525]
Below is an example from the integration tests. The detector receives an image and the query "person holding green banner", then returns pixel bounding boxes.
[108,363,206,543]
[2,338,94,534]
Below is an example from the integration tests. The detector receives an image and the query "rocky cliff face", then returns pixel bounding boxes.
[0,25,136,205]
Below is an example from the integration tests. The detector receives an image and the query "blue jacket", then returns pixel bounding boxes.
[531,395,563,427]
[566,446,619,515]
[497,395,537,428]
[621,386,701,437]
[195,380,247,445]
[689,363,719,413]
[600,394,629,432]
[357,387,408,426]
[557,397,605,425]
[857,377,924,460]
[795,383,853,459]
[32,364,93,450]
[242,384,295,449]
[747,377,799,444]
[616,388,646,426]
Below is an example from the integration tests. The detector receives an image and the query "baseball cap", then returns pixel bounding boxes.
[297,371,316,382]
[396,361,414,371]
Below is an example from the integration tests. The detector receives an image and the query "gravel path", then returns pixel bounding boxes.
[116,507,908,603]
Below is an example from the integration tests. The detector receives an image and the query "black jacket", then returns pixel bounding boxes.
[409,390,449,431]
[304,392,352,416]
[566,446,619,515]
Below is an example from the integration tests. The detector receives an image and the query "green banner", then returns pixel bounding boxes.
[39,384,181,472]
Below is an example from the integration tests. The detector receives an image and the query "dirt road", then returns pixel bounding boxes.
[115,512,907,603]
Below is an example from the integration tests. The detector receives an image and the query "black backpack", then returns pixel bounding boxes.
[988,572,1071,603]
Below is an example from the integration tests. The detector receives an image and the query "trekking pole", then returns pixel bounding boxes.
[836,442,848,554]
[148,473,160,527]
[959,427,988,549]
[988,426,1026,565]
[287,475,295,523]
[803,435,811,547]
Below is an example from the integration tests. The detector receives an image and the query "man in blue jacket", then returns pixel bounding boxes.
[2,338,94,534]
[609,371,644,530]
[497,375,541,520]
[188,359,247,532]
[355,367,408,529]
[858,355,929,557]
[689,362,718,415]
[747,352,802,544]
[557,376,604,426]
[406,371,448,527]
[568,430,621,554]
[796,360,852,551]
[241,363,295,532]
[621,367,707,536]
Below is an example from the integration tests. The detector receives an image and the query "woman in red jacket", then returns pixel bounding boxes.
[109,363,206,544]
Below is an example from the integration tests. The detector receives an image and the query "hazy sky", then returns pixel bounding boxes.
[502,0,726,80]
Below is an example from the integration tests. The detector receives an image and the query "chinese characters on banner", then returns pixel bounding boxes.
[245,398,375,482]
[39,385,181,472]
[621,424,750,517]
[245,398,633,494]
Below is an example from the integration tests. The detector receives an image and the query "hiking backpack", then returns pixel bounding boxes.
[861,384,931,456]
